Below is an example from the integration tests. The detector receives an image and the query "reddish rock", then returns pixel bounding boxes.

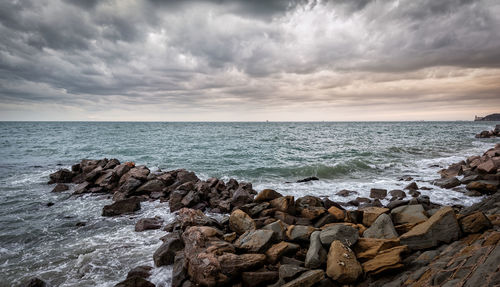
[255,189,283,202]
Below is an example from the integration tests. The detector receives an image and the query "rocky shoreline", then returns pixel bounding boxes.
[24,144,500,287]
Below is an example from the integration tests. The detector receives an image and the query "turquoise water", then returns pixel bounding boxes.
[0,121,498,286]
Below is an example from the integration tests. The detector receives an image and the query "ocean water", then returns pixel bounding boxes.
[0,121,498,286]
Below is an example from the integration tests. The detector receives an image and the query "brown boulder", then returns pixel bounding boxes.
[48,169,73,184]
[270,196,295,214]
[241,271,279,287]
[218,253,266,277]
[153,233,184,266]
[135,217,163,232]
[51,183,69,192]
[459,211,492,233]
[327,206,345,221]
[477,159,496,174]
[466,181,498,194]
[362,207,389,226]
[266,241,299,264]
[229,209,256,235]
[361,245,408,275]
[255,189,283,202]
[353,238,400,261]
[370,188,387,199]
[326,240,362,283]
[102,197,141,216]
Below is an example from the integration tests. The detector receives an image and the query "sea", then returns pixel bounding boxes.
[0,121,498,286]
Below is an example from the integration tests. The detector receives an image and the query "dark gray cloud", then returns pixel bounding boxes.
[0,0,499,120]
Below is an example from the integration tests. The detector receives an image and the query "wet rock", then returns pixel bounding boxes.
[477,159,497,174]
[297,176,319,183]
[353,238,400,261]
[113,163,132,178]
[48,169,73,184]
[266,241,299,264]
[241,271,279,287]
[433,177,461,189]
[327,206,345,221]
[336,189,357,197]
[305,231,327,268]
[279,264,308,281]
[391,204,428,225]
[255,189,283,202]
[363,213,398,239]
[135,179,165,195]
[386,199,409,210]
[118,178,143,195]
[460,174,481,184]
[135,217,163,232]
[370,188,387,199]
[270,196,295,214]
[172,252,188,287]
[300,206,326,220]
[114,277,155,287]
[20,278,48,287]
[234,229,274,252]
[231,187,254,208]
[404,182,419,190]
[229,209,256,235]
[326,240,362,284]
[102,197,141,216]
[282,269,325,287]
[466,181,498,194]
[409,190,421,197]
[400,206,461,250]
[286,225,317,242]
[177,208,218,230]
[438,161,464,178]
[51,183,69,193]
[362,207,389,226]
[320,224,359,247]
[389,189,406,199]
[218,253,266,277]
[459,211,492,233]
[361,245,408,275]
[127,266,153,279]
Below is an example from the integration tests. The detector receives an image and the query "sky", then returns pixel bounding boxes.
[0,0,499,121]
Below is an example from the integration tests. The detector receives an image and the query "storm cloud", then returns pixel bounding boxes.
[0,0,499,120]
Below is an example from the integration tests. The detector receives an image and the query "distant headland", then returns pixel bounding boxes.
[474,113,500,121]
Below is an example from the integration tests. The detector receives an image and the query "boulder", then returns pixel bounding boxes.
[362,207,389,227]
[255,189,283,202]
[19,278,48,287]
[113,163,132,178]
[231,187,254,208]
[353,238,400,261]
[262,220,287,241]
[51,183,69,192]
[73,181,91,194]
[297,176,319,183]
[48,169,73,184]
[433,177,461,189]
[234,229,274,252]
[400,206,461,250]
[336,189,357,197]
[229,209,256,235]
[459,211,492,233]
[218,253,266,277]
[135,217,163,232]
[404,182,419,190]
[363,213,398,239]
[241,271,279,287]
[169,189,189,212]
[438,162,464,178]
[477,159,496,174]
[305,231,327,268]
[171,252,187,287]
[102,197,141,216]
[389,189,406,199]
[326,240,362,283]
[127,266,152,279]
[281,270,325,287]
[279,264,308,281]
[327,206,345,221]
[466,181,498,194]
[177,208,218,230]
[391,204,428,225]
[370,188,387,199]
[300,207,326,220]
[114,277,155,287]
[270,196,295,214]
[266,241,299,264]
[320,224,359,247]
[135,179,165,194]
[361,245,408,275]
[286,225,317,242]
[118,178,143,195]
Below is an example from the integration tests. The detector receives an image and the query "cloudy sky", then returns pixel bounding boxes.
[0,0,499,121]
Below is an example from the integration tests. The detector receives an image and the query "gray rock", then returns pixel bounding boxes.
[391,204,428,225]
[370,188,387,199]
[102,197,141,216]
[262,220,286,242]
[153,233,184,266]
[305,231,327,268]
[433,177,461,189]
[319,224,359,247]
[234,229,274,253]
[363,213,398,239]
[279,264,308,281]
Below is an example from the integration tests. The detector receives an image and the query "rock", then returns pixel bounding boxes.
[274,211,296,225]
[353,238,400,261]
[362,207,389,226]
[172,252,188,287]
[114,163,132,178]
[85,166,103,182]
[363,213,398,239]
[234,229,274,252]
[51,183,69,192]
[389,189,406,199]
[153,233,184,266]
[266,241,300,264]
[391,204,428,225]
[477,159,496,174]
[409,190,421,197]
[297,176,319,183]
[400,206,461,250]
[327,206,345,221]
[320,224,359,246]
[336,189,357,197]
[135,179,165,194]
[48,169,73,184]
[286,225,317,242]
[229,209,256,235]
[262,220,287,241]
[438,162,464,178]
[404,182,419,190]
[281,270,325,287]
[459,211,492,233]
[466,181,498,194]
[177,208,218,230]
[169,189,189,212]
[279,264,308,281]
[255,189,283,202]
[127,166,150,181]
[20,278,48,287]
[361,245,408,275]
[135,217,163,232]
[305,231,327,268]
[386,199,409,210]
[218,253,266,277]
[232,187,254,208]
[300,206,326,220]
[118,178,143,195]
[370,188,387,199]
[73,181,91,194]
[114,277,155,287]
[270,196,295,214]
[460,174,481,184]
[102,197,141,216]
[241,271,279,287]
[433,177,461,189]
[326,240,362,283]
[127,266,152,279]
